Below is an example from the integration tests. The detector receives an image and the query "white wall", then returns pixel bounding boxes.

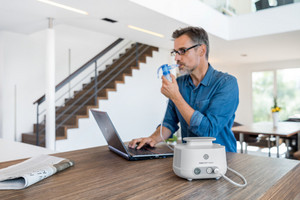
[0,25,119,141]
[56,49,172,152]
[228,3,300,40]
[0,31,45,141]
[0,33,4,138]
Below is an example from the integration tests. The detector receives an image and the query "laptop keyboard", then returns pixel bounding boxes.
[127,146,156,155]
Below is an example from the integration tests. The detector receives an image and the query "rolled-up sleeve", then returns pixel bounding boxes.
[162,100,179,134]
[190,111,204,128]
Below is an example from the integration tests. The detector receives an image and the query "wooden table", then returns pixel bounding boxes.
[232,122,300,158]
[0,145,300,199]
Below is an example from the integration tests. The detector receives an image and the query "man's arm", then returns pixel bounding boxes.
[162,73,239,138]
[128,126,172,149]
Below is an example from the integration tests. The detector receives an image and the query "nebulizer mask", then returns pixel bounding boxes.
[157,64,179,82]
[157,64,247,188]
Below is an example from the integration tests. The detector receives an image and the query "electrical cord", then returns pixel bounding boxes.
[160,100,174,151]
[214,167,247,188]
[160,118,174,151]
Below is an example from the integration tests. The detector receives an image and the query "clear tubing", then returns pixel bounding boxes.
[160,99,174,151]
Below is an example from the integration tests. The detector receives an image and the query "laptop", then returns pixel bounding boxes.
[91,110,173,161]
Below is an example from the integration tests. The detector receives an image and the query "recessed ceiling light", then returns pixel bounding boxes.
[101,18,118,23]
[128,25,164,38]
[37,0,88,15]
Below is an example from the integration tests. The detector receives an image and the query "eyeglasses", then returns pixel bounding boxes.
[171,44,202,56]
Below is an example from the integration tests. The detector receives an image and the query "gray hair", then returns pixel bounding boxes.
[172,26,209,60]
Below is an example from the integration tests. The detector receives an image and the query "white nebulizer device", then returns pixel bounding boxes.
[173,138,247,187]
[173,137,227,180]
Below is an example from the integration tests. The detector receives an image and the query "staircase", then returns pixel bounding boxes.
[22,42,158,147]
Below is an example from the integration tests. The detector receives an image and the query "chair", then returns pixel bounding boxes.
[277,0,294,6]
[282,118,300,158]
[233,122,282,155]
[293,150,300,160]
[233,122,259,153]
[255,0,271,11]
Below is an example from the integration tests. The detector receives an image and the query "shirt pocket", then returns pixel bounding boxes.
[194,99,210,113]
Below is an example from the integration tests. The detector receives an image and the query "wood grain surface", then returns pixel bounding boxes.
[0,146,299,200]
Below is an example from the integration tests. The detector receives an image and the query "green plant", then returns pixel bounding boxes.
[271,97,281,113]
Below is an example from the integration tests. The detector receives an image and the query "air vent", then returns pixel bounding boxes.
[101,18,117,23]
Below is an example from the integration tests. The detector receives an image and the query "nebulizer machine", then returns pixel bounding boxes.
[157,64,247,188]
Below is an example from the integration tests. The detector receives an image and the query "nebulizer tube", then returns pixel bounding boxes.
[214,167,247,188]
[157,64,179,151]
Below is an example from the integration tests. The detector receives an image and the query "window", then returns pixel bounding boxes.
[252,68,300,122]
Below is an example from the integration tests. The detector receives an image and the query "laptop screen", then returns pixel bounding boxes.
[91,110,128,154]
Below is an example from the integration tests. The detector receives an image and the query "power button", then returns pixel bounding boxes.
[206,167,213,174]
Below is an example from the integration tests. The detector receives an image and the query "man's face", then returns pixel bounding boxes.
[173,34,201,75]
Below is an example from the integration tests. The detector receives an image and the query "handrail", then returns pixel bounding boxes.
[54,44,149,131]
[35,42,148,145]
[33,38,124,105]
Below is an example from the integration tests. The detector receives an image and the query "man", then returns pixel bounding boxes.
[129,26,239,152]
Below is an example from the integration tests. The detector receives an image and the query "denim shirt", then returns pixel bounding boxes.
[162,64,239,152]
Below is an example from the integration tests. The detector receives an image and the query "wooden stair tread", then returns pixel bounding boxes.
[22,43,158,146]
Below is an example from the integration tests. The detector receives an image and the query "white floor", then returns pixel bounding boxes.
[236,142,289,158]
[0,139,55,163]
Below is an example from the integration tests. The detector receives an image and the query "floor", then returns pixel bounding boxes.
[236,142,290,159]
[0,139,55,163]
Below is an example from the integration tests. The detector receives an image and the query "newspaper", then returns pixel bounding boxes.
[0,154,74,190]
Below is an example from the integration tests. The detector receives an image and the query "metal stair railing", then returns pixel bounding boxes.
[33,38,139,146]
[55,44,151,131]
[33,40,154,146]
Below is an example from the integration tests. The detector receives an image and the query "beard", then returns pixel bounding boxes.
[177,62,193,76]
[179,68,190,76]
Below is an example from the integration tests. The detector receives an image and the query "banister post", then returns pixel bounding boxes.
[45,17,56,150]
[36,103,39,146]
[94,60,98,105]
[135,42,139,67]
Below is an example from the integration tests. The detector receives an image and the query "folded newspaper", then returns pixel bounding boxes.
[0,154,74,190]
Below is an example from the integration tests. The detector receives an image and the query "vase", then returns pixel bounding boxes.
[272,112,279,128]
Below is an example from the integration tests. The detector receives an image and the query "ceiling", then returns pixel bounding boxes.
[1,0,300,67]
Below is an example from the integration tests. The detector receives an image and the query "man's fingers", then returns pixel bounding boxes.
[137,138,149,149]
[170,74,176,83]
[128,138,141,148]
[129,137,157,149]
[149,141,156,147]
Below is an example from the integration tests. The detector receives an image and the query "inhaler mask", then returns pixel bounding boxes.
[157,63,247,188]
[157,64,179,82]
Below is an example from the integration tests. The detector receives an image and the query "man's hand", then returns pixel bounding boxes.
[161,73,194,126]
[128,137,158,150]
[161,74,180,101]
[128,126,172,149]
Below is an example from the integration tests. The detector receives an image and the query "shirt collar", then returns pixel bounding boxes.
[200,63,213,87]
[186,63,214,88]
